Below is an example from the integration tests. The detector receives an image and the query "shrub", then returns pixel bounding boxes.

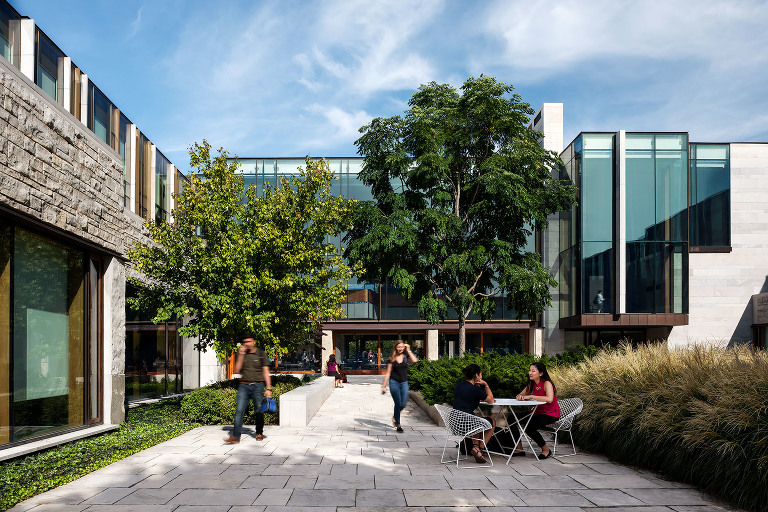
[409,347,599,405]
[180,375,302,425]
[553,343,768,512]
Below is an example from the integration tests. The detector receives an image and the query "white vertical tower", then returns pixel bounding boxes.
[529,103,565,354]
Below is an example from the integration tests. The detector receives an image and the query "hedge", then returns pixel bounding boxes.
[408,345,600,405]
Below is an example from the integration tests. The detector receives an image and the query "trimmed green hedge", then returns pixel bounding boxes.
[0,398,199,511]
[554,343,768,512]
[180,374,303,426]
[408,346,600,405]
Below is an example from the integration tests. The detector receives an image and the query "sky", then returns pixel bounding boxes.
[12,0,768,174]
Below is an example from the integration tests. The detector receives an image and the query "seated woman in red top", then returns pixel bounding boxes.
[510,362,561,459]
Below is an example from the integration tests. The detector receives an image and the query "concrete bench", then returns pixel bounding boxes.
[279,376,335,426]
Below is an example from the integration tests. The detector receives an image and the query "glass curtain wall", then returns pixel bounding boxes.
[135,131,151,221]
[580,134,614,314]
[118,114,130,207]
[625,134,688,314]
[1,221,102,446]
[88,83,112,145]
[155,151,170,224]
[35,30,62,103]
[690,144,730,247]
[559,139,578,317]
[1,0,19,67]
[125,287,184,401]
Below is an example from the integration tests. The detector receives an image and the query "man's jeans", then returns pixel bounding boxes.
[389,380,409,425]
[233,382,265,439]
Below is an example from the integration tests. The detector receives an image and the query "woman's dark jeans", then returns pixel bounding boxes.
[389,380,409,425]
[510,414,558,448]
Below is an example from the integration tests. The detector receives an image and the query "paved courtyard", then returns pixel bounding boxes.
[10,376,739,512]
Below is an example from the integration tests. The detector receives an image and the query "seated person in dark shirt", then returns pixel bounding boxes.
[453,363,496,463]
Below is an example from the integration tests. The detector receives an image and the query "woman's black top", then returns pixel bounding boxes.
[388,358,409,383]
[453,380,487,414]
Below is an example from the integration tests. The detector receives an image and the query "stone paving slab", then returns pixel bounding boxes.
[8,377,745,511]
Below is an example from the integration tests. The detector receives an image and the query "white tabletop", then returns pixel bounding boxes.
[482,398,545,406]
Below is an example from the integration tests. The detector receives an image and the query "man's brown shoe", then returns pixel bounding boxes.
[224,436,240,444]
[256,434,264,441]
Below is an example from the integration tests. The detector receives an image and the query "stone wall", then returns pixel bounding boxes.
[0,60,136,256]
[0,56,147,424]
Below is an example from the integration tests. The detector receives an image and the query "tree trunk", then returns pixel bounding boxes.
[458,315,466,357]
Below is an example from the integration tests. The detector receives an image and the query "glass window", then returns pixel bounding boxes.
[654,149,687,241]
[11,229,87,442]
[0,220,10,445]
[581,146,613,242]
[135,132,151,221]
[626,242,687,314]
[88,83,111,145]
[583,242,612,314]
[559,246,577,318]
[155,151,170,225]
[690,144,730,246]
[483,332,524,354]
[118,114,130,207]
[625,148,655,241]
[36,31,62,102]
[437,332,480,358]
[1,1,19,67]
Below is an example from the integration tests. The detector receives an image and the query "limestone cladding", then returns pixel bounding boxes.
[668,143,768,347]
[0,58,143,257]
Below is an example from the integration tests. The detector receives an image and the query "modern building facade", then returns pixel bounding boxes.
[237,104,768,370]
[533,105,768,353]
[234,158,539,374]
[0,0,220,456]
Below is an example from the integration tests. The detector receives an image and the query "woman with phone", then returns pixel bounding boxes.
[381,340,418,433]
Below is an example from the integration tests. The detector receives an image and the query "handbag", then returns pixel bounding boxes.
[260,397,277,413]
[341,372,348,383]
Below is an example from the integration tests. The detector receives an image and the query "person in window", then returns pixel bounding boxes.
[453,364,496,463]
[593,290,604,313]
[381,340,418,433]
[511,362,561,458]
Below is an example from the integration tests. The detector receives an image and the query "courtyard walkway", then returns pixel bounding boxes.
[10,376,738,512]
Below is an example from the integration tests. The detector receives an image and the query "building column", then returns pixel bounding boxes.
[16,19,34,82]
[149,144,157,222]
[58,56,71,111]
[616,130,627,314]
[79,73,89,126]
[102,256,126,425]
[321,329,333,373]
[426,329,438,360]
[530,328,544,356]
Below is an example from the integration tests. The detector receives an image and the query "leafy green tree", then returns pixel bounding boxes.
[345,76,576,355]
[128,141,358,357]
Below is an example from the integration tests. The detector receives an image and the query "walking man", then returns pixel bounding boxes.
[225,333,272,444]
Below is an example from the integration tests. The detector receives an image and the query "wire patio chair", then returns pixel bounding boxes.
[541,397,583,457]
[434,404,493,469]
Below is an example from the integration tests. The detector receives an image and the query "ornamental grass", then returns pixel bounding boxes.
[553,343,768,512]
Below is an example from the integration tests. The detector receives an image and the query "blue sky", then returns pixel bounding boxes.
[13,0,768,174]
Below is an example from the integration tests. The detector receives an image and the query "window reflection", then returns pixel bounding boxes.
[690,144,730,246]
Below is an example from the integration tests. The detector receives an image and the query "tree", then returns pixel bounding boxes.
[128,141,358,357]
[345,76,576,356]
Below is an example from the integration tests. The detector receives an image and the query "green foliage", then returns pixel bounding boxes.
[345,76,576,354]
[180,376,302,425]
[0,398,198,511]
[128,141,360,358]
[554,343,768,512]
[409,348,597,406]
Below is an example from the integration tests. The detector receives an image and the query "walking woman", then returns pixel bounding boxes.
[327,354,343,388]
[511,362,561,458]
[381,340,418,433]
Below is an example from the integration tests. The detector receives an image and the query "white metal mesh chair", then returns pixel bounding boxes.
[434,404,493,468]
[542,397,583,457]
